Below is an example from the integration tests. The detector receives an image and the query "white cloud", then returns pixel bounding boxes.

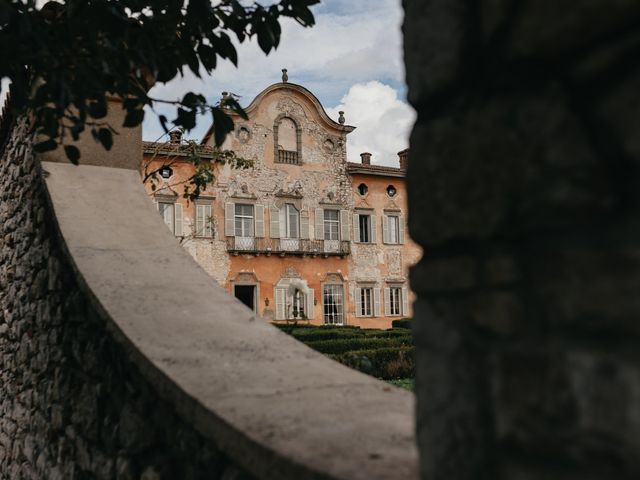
[143,0,407,141]
[327,81,415,167]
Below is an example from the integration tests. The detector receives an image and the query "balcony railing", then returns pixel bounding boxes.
[226,237,350,256]
[277,149,299,164]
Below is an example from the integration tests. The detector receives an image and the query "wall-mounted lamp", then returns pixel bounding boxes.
[264,297,270,307]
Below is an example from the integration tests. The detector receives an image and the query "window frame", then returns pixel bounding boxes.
[359,287,373,317]
[358,214,371,243]
[323,283,344,325]
[386,214,400,244]
[234,203,255,238]
[323,209,340,241]
[389,286,402,316]
[195,201,213,238]
[285,203,300,239]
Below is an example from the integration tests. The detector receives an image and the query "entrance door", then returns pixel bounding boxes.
[234,285,256,312]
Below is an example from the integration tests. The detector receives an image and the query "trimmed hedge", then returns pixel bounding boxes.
[305,336,413,355]
[289,328,410,343]
[331,346,415,380]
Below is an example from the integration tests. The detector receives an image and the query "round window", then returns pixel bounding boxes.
[387,185,397,197]
[357,183,368,196]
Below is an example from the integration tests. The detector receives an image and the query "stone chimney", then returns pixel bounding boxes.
[360,152,372,165]
[398,148,409,169]
[169,130,182,145]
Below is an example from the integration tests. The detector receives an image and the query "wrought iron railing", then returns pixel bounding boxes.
[277,149,299,164]
[226,237,350,256]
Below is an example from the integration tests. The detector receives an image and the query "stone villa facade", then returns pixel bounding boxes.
[142,78,421,328]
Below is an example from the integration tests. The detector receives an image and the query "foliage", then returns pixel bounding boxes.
[391,318,411,329]
[276,324,415,380]
[0,0,319,162]
[387,378,414,391]
[331,347,415,380]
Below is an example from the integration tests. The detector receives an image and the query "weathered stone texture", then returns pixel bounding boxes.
[405,0,640,479]
[0,119,247,478]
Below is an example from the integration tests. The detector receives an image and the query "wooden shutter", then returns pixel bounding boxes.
[275,287,286,320]
[373,288,381,317]
[269,205,280,238]
[300,214,310,239]
[353,214,360,242]
[382,215,389,244]
[174,203,183,236]
[399,214,405,244]
[315,208,324,240]
[402,286,409,316]
[225,202,235,237]
[196,204,204,236]
[354,287,362,317]
[384,287,391,316]
[340,210,350,241]
[370,215,377,243]
[306,289,315,319]
[255,204,265,237]
[204,204,212,237]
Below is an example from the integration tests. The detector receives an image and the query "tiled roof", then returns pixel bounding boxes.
[346,162,406,178]
[142,140,218,159]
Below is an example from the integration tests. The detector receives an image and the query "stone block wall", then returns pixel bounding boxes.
[0,119,246,479]
[404,1,640,479]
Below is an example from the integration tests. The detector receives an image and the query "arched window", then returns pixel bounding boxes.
[274,115,301,165]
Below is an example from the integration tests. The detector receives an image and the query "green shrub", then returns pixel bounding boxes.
[332,347,415,380]
[305,336,413,355]
[391,318,411,329]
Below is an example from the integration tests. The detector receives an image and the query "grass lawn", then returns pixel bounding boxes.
[275,322,414,389]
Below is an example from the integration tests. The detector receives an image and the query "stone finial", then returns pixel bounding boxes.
[169,130,182,145]
[398,148,409,169]
[282,69,288,82]
[360,152,372,165]
[338,111,345,125]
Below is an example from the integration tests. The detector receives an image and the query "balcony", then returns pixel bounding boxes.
[226,237,350,257]
[277,149,299,164]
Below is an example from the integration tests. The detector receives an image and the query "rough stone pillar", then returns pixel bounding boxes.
[403,1,640,479]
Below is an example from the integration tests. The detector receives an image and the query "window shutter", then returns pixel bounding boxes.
[354,287,362,317]
[300,214,310,239]
[353,214,360,242]
[196,205,204,236]
[225,202,235,237]
[373,288,381,317]
[382,215,389,244]
[314,208,324,240]
[402,287,409,316]
[306,289,315,319]
[384,288,391,316]
[204,204,212,237]
[255,204,265,237]
[275,288,286,320]
[174,203,183,236]
[399,214,405,244]
[340,210,350,241]
[269,205,280,238]
[370,215,377,243]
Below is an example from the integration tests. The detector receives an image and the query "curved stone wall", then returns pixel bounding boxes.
[0,114,418,479]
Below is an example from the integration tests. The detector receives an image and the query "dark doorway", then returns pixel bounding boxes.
[234,285,255,311]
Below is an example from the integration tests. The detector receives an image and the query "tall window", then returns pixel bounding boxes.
[157,201,182,236]
[386,215,400,244]
[285,203,299,238]
[359,214,371,243]
[235,204,254,237]
[360,287,373,316]
[389,287,402,316]
[324,209,340,240]
[323,284,344,325]
[292,289,305,319]
[275,116,299,164]
[195,203,213,237]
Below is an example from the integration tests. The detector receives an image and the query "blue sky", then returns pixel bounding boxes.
[145,0,415,166]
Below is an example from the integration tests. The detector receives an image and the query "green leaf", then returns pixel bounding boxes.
[98,128,113,150]
[33,139,58,153]
[211,107,234,146]
[123,109,145,127]
[64,145,81,164]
